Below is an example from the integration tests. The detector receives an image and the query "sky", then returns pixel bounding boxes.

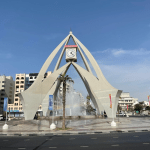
[0,0,150,101]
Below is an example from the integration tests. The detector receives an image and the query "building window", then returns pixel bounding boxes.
[16,77,19,80]
[2,85,5,87]
[16,86,19,88]
[1,89,5,92]
[1,93,5,96]
[15,99,18,101]
[14,107,18,110]
[15,94,18,97]
[15,103,18,106]
[21,81,24,84]
[11,107,13,110]
[19,107,22,110]
[2,81,5,83]
[9,95,12,97]
[21,77,24,79]
[16,81,19,84]
[10,83,13,86]
[20,85,24,88]
[0,102,4,104]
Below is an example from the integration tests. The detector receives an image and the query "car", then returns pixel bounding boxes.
[117,113,126,116]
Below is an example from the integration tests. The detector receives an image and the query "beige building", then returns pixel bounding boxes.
[118,92,138,110]
[8,74,25,113]
[0,75,15,114]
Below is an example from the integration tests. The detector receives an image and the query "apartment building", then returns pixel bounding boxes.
[8,72,52,115]
[8,74,25,113]
[0,75,15,114]
[118,92,138,110]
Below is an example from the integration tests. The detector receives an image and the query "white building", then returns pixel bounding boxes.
[118,92,138,110]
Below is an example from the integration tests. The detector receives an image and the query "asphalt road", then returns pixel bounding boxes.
[0,132,150,150]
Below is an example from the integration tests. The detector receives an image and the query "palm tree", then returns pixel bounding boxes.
[58,73,72,130]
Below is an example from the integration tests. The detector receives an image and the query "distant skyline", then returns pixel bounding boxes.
[0,0,150,101]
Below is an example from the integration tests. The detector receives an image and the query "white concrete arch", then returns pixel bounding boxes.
[19,31,122,120]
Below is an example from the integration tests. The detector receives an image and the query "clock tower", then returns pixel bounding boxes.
[65,45,77,62]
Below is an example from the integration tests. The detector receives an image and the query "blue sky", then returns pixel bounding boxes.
[0,0,150,101]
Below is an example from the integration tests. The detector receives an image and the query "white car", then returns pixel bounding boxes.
[117,113,126,116]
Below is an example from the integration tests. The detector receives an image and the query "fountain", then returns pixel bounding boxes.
[54,80,87,117]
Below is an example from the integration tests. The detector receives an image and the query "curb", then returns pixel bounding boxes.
[0,130,150,137]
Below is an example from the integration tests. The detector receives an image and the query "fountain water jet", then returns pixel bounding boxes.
[55,80,86,116]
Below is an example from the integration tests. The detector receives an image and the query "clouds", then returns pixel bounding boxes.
[93,48,150,57]
[92,48,150,101]
[100,62,150,101]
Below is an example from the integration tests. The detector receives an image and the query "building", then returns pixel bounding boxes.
[118,92,138,111]
[0,75,15,114]
[8,72,52,116]
[8,73,25,115]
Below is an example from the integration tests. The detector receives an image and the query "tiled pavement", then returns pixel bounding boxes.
[0,117,150,136]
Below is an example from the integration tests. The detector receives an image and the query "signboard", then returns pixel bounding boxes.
[65,45,77,48]
[49,95,53,110]
[7,110,19,112]
[3,97,8,112]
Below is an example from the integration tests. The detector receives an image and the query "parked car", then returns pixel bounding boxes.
[116,113,126,116]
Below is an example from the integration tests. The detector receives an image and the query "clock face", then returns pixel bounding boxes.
[67,49,76,58]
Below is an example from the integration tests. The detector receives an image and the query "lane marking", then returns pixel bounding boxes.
[80,146,89,147]
[113,137,118,138]
[143,143,149,144]
[91,138,97,139]
[49,147,57,148]
[112,145,119,146]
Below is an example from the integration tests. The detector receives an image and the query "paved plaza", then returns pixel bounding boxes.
[0,117,150,136]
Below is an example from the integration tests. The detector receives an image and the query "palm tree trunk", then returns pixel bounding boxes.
[62,82,66,129]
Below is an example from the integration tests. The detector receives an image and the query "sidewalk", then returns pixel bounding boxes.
[0,117,150,136]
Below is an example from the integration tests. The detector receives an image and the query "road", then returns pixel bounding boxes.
[0,132,150,150]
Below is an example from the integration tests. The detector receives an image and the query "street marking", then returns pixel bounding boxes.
[49,147,57,148]
[112,145,119,146]
[113,137,118,138]
[143,143,149,144]
[91,138,97,139]
[134,136,139,137]
[18,148,26,149]
[80,146,89,147]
